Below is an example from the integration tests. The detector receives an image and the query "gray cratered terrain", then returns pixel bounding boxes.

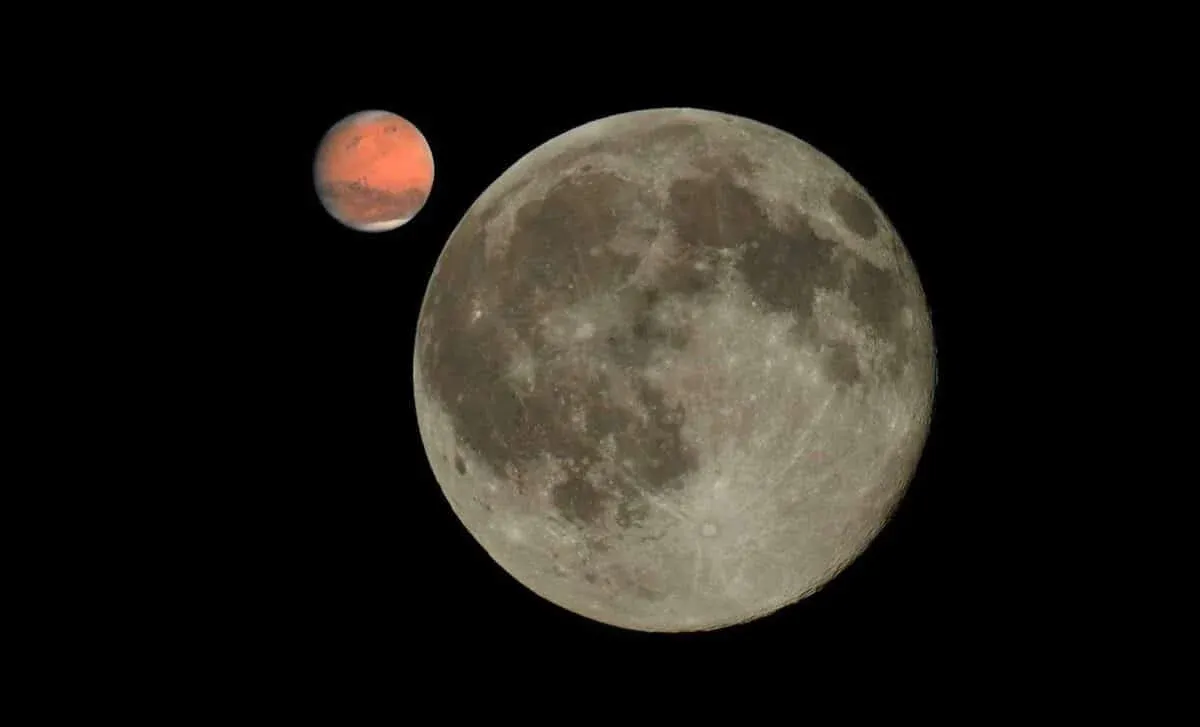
[413,108,935,632]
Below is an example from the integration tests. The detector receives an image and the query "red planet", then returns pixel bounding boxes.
[313,110,434,232]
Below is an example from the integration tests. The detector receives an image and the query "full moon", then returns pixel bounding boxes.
[414,108,935,632]
[313,110,434,232]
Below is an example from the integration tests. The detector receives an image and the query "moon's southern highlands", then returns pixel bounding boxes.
[313,110,434,231]
[414,108,935,632]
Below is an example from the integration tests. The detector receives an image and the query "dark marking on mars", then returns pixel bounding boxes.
[318,182,427,224]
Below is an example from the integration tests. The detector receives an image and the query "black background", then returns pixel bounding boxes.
[232,69,1037,685]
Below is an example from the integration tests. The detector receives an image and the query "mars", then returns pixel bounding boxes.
[314,110,434,231]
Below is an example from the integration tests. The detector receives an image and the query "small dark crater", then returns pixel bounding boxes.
[737,209,845,322]
[583,571,598,584]
[830,187,878,238]
[617,380,695,490]
[616,497,650,528]
[846,260,902,331]
[667,171,764,251]
[586,538,611,554]
[603,284,691,368]
[552,477,607,525]
[606,316,688,368]
[656,256,716,297]
[635,584,664,602]
[845,258,908,369]
[454,454,466,475]
[824,340,862,387]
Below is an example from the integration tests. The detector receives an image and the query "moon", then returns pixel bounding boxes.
[413,108,935,632]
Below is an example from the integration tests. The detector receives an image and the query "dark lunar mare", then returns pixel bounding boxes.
[417,122,917,535]
[417,165,698,530]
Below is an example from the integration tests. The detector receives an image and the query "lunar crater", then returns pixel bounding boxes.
[830,186,880,238]
[415,108,935,632]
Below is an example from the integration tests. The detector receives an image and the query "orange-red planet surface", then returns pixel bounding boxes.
[314,110,434,232]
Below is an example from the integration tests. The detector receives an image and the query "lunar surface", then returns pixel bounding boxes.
[313,110,434,231]
[414,108,935,632]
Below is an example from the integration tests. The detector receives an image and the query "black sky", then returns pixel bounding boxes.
[229,68,1049,685]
